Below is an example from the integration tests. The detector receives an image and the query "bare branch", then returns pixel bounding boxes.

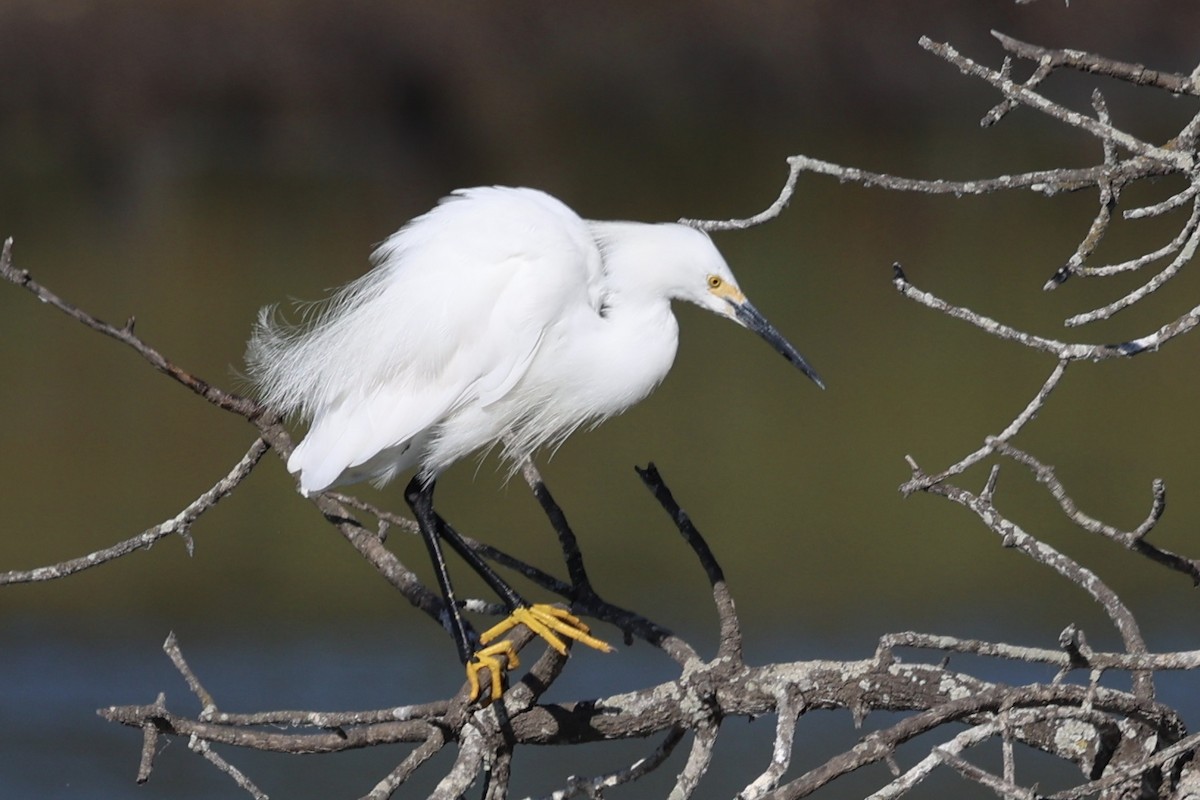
[1065,213,1200,326]
[188,737,269,800]
[636,463,743,662]
[0,438,269,585]
[136,692,166,784]
[1048,174,1115,290]
[205,701,450,730]
[362,730,448,800]
[877,631,1200,674]
[986,441,1198,582]
[918,39,1194,170]
[672,719,720,800]
[991,31,1200,97]
[98,701,439,753]
[0,237,266,420]
[740,688,806,800]
[679,158,807,231]
[164,632,218,716]
[1124,184,1199,220]
[904,467,1155,699]
[533,728,687,800]
[678,151,1178,233]
[893,263,1200,359]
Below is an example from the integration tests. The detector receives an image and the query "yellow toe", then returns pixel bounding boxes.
[480,604,613,655]
[466,640,521,703]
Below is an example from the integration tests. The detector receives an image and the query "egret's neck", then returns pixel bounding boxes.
[524,291,677,430]
[580,294,679,416]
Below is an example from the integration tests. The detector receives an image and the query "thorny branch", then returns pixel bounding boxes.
[5,26,1200,800]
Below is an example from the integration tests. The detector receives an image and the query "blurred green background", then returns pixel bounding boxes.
[2,1,1199,797]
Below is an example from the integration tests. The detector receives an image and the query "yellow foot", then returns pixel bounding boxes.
[466,640,521,703]
[481,604,614,657]
[465,605,613,704]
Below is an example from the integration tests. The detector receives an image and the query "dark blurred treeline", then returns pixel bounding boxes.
[2,0,1197,218]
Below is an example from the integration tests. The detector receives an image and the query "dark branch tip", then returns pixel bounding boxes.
[1044,266,1072,290]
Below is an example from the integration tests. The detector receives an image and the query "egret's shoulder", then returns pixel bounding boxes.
[589,220,711,248]
[587,221,720,274]
[447,186,584,224]
[370,187,596,276]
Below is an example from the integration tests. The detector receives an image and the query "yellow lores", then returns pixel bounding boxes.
[705,272,746,305]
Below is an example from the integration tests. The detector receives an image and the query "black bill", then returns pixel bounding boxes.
[733,300,825,390]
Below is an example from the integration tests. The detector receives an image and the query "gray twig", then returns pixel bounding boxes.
[163,632,218,715]
[991,31,1200,97]
[188,736,269,800]
[0,438,268,584]
[531,728,687,800]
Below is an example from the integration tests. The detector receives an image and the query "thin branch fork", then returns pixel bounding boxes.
[892,263,1200,360]
[901,359,1069,495]
[985,441,1198,584]
[877,631,1200,675]
[1064,205,1200,326]
[0,238,266,420]
[0,438,268,584]
[904,459,1155,699]
[1066,191,1200,284]
[870,717,1030,800]
[992,31,1200,97]
[919,38,1194,170]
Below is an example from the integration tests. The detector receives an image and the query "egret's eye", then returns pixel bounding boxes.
[707,275,723,290]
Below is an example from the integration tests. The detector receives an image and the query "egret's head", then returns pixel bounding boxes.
[592,221,824,389]
[680,231,825,391]
[701,267,825,389]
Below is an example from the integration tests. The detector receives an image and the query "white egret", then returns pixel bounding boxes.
[247,186,822,701]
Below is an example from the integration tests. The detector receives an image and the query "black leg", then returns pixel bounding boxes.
[404,474,476,666]
[437,519,528,611]
[527,476,594,600]
[404,475,537,651]
[406,471,614,703]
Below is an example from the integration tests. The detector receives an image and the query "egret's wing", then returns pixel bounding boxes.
[288,382,455,494]
[281,187,602,492]
[456,189,602,408]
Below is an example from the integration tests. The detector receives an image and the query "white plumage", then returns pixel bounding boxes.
[247,186,821,497]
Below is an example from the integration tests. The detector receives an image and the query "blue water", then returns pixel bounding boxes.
[4,613,1196,799]
[0,617,749,799]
